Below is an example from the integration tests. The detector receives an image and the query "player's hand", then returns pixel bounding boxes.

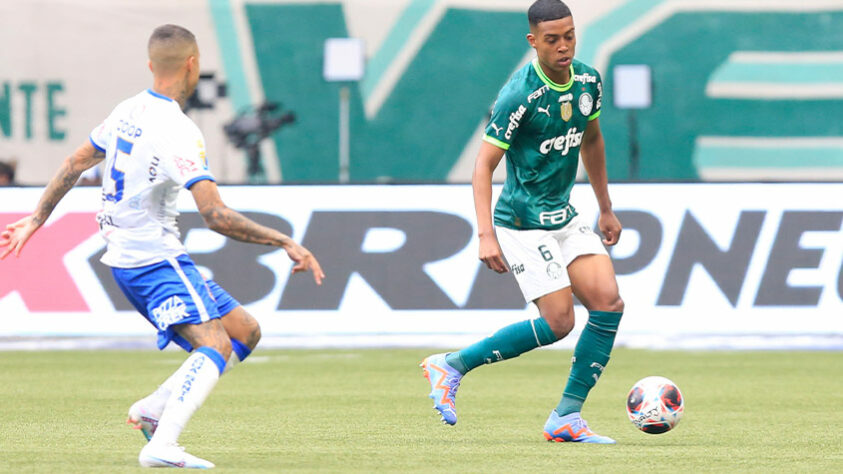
[598,210,622,246]
[283,241,325,285]
[0,215,40,260]
[478,233,509,273]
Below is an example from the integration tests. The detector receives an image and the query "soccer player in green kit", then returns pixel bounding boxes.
[421,0,623,443]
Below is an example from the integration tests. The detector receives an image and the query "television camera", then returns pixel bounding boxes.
[223,102,295,181]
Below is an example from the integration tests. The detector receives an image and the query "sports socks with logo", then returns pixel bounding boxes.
[555,310,623,416]
[151,347,226,446]
[445,317,558,374]
[140,338,251,418]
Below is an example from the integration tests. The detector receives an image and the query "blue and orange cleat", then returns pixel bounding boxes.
[543,411,616,444]
[420,353,462,425]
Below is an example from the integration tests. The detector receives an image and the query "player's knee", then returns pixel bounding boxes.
[552,319,574,340]
[240,310,261,349]
[607,295,625,314]
[542,309,575,339]
[206,326,233,361]
[247,322,262,350]
[213,337,233,361]
[589,293,624,314]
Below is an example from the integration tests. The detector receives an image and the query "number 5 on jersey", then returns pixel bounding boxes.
[105,137,134,202]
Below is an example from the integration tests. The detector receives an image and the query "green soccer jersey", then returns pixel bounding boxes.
[483,58,603,230]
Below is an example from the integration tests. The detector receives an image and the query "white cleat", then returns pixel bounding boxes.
[127,400,160,442]
[138,442,215,469]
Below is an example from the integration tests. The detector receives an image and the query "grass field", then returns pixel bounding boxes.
[1,348,841,473]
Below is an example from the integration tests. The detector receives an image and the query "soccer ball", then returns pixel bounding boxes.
[626,376,684,434]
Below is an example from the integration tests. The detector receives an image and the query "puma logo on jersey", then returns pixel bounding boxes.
[537,105,551,117]
[490,123,503,136]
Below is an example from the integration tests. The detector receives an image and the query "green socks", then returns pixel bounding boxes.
[445,317,558,375]
[555,310,623,416]
[442,310,622,416]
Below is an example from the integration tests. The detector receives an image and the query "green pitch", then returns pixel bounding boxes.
[1,348,841,472]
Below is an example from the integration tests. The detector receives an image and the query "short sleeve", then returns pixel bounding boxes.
[589,69,603,121]
[482,88,529,151]
[159,124,216,189]
[89,119,110,153]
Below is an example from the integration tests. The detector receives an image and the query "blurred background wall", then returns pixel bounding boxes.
[1,0,842,185]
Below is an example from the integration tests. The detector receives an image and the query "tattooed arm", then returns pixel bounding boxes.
[1,141,103,259]
[190,179,324,284]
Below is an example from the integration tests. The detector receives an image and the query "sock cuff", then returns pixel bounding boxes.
[230,338,252,362]
[587,310,623,332]
[196,346,227,375]
[561,391,587,402]
[532,317,558,345]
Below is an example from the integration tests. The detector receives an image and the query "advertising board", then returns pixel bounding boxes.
[1,183,841,349]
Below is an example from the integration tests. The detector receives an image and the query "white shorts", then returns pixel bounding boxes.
[496,214,608,302]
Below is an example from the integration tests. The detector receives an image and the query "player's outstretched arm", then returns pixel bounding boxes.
[1,141,103,259]
[190,179,324,285]
[473,141,509,273]
[580,117,621,246]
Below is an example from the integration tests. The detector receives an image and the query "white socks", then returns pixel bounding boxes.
[150,349,225,446]
[145,346,246,415]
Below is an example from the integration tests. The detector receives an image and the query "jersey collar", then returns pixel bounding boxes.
[532,58,574,92]
[146,88,175,102]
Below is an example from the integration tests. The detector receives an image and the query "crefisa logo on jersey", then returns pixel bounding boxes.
[574,72,597,84]
[505,105,527,140]
[540,128,584,156]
